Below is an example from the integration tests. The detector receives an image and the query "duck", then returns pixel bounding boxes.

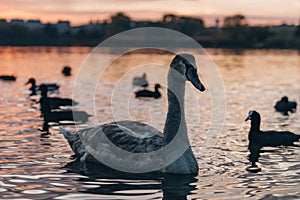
[60,53,206,174]
[38,84,78,110]
[245,110,300,170]
[39,84,91,124]
[25,78,59,96]
[0,75,16,81]
[274,96,297,115]
[132,73,148,87]
[135,84,161,99]
[62,66,72,76]
[43,97,78,109]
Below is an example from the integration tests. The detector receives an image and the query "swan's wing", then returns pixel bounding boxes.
[71,121,163,157]
[101,121,163,153]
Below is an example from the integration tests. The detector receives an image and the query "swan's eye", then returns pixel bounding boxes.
[185,63,196,76]
[248,110,254,116]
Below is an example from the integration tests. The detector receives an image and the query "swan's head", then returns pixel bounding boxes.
[171,54,205,92]
[245,110,260,121]
[25,78,36,85]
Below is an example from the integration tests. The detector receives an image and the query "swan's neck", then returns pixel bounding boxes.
[163,72,188,145]
[250,117,260,132]
[41,91,48,97]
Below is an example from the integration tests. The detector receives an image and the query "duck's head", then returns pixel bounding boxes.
[245,110,260,121]
[171,54,205,92]
[25,78,36,85]
[62,66,71,74]
[155,84,161,90]
[281,96,288,103]
[63,66,71,70]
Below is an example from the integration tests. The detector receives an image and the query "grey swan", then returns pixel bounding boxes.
[135,83,161,99]
[245,110,300,171]
[274,96,297,115]
[62,65,72,76]
[0,75,16,81]
[132,73,148,87]
[25,78,59,96]
[39,84,91,124]
[60,54,205,174]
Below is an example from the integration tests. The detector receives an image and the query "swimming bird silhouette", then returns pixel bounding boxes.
[25,78,59,95]
[39,84,90,124]
[245,110,300,169]
[274,96,297,115]
[132,73,148,87]
[38,84,78,110]
[44,97,78,109]
[60,53,205,174]
[0,75,16,81]
[62,66,72,76]
[135,84,161,99]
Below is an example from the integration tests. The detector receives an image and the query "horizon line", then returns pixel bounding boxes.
[1,12,299,27]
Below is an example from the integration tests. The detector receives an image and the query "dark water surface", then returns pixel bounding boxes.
[0,47,299,199]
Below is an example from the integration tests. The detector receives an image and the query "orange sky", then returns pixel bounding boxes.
[0,0,299,26]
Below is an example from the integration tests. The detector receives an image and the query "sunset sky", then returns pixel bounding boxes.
[0,0,299,26]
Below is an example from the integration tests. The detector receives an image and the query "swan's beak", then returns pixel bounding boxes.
[245,110,254,121]
[245,115,251,121]
[186,67,205,92]
[25,81,30,85]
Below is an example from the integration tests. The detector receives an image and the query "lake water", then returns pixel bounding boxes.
[0,46,299,199]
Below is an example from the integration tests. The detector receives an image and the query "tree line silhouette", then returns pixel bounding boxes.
[0,12,299,49]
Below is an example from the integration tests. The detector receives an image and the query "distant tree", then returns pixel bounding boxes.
[221,14,249,46]
[88,28,105,39]
[223,14,248,27]
[5,24,29,38]
[295,25,300,37]
[76,28,87,38]
[162,14,204,36]
[43,23,58,38]
[106,12,131,36]
[62,29,71,37]
[246,27,272,47]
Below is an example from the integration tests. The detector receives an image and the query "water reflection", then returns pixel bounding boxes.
[0,47,299,199]
[162,175,197,200]
[65,160,197,200]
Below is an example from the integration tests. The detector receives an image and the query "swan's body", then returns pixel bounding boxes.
[133,73,148,87]
[135,84,161,99]
[245,110,300,167]
[61,54,205,174]
[26,78,59,96]
[274,96,297,115]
